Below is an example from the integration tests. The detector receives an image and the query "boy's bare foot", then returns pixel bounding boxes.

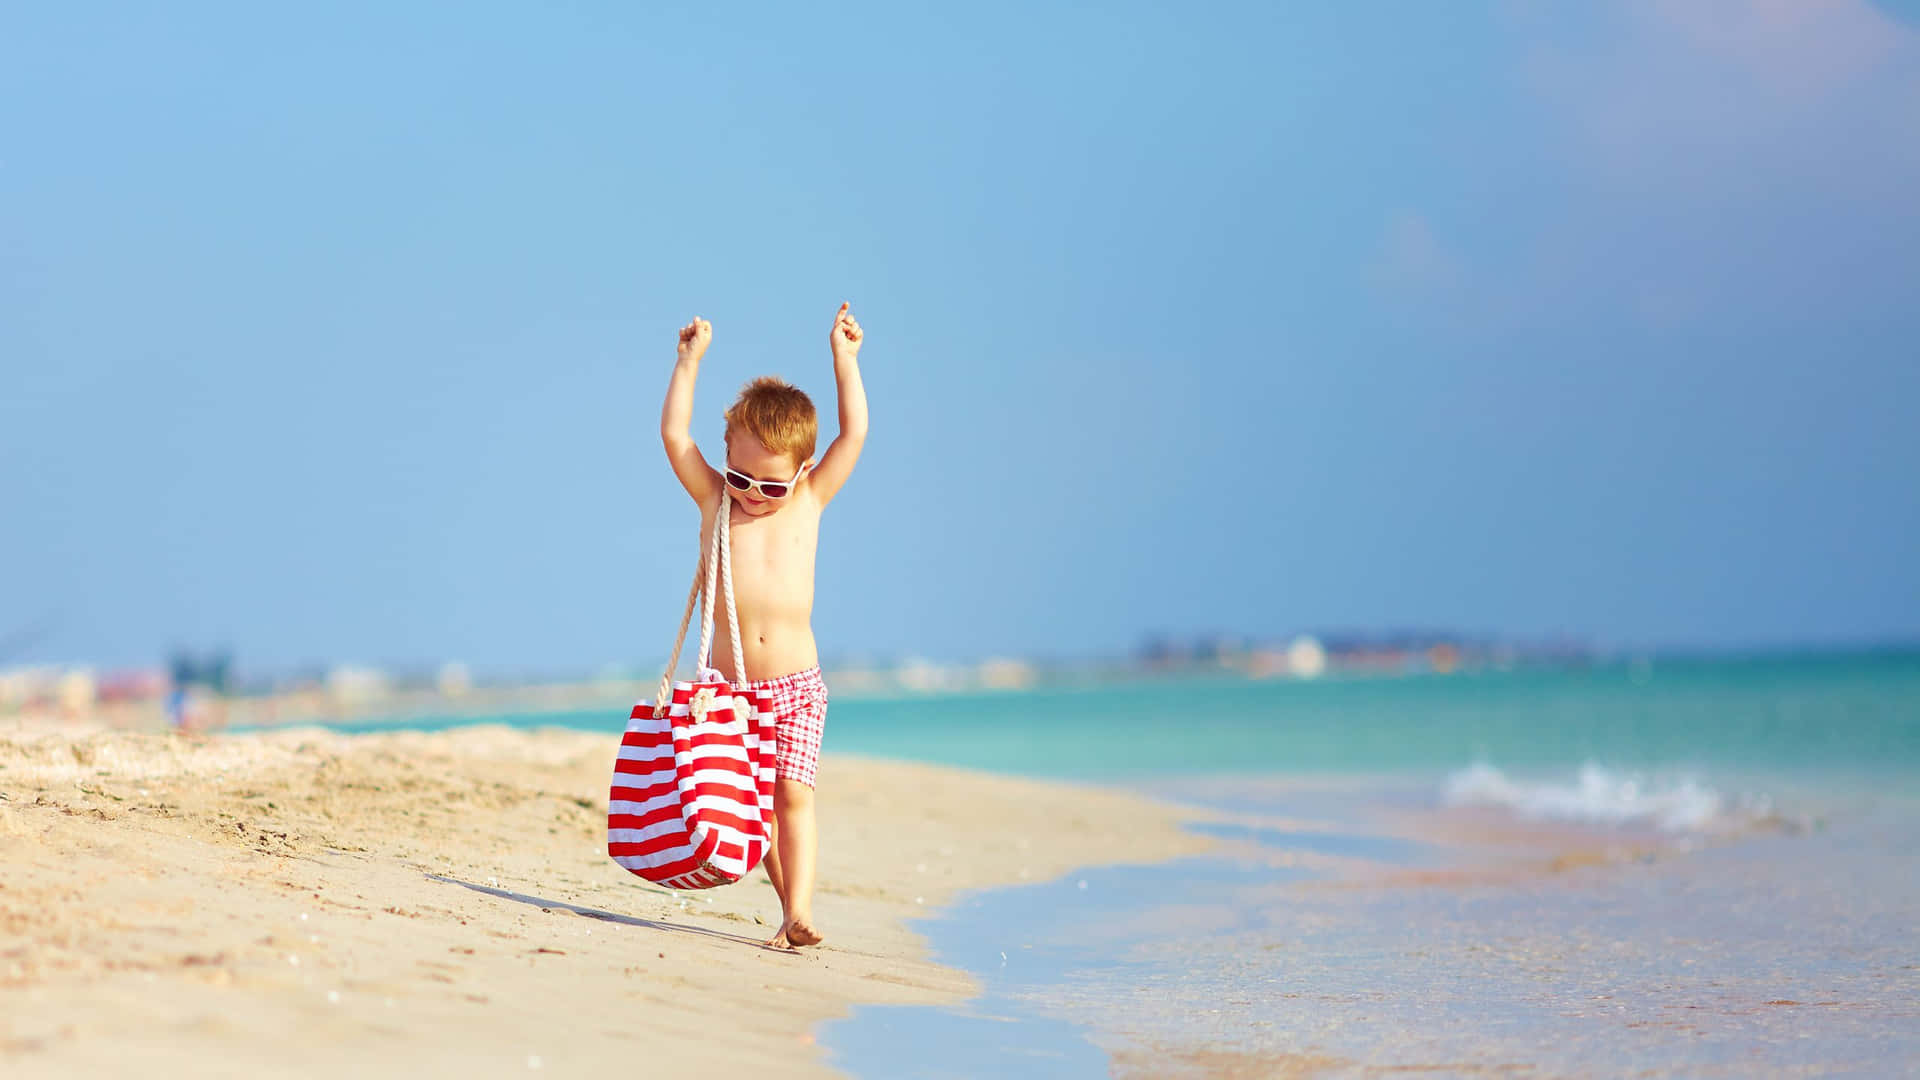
[764,917,824,950]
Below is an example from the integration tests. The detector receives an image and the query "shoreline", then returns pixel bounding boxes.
[0,724,1212,1078]
[829,770,1920,1077]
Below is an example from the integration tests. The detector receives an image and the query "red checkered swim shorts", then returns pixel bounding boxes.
[740,667,829,788]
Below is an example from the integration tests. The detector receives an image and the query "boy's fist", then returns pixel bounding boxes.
[831,302,863,363]
[677,317,712,364]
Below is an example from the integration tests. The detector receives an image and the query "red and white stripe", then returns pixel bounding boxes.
[607,677,777,890]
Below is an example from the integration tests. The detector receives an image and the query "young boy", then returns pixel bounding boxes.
[659,302,868,950]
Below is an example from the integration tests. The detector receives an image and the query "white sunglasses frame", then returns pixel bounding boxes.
[722,461,806,500]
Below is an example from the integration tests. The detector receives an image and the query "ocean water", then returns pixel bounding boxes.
[819,654,1920,783]
[335,652,1920,782]
[812,654,1920,1077]
[334,653,1920,1074]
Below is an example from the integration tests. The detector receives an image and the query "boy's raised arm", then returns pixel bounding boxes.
[661,317,722,505]
[809,302,868,506]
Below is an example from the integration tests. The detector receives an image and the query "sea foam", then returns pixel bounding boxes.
[1442,762,1741,832]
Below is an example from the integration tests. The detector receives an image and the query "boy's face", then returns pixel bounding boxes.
[723,435,808,517]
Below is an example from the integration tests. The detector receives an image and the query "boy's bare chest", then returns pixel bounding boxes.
[723,507,819,577]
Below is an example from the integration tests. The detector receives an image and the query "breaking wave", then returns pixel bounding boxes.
[1441,762,1767,833]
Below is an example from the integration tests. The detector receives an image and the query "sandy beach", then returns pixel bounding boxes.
[0,721,1209,1078]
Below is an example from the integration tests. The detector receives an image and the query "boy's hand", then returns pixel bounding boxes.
[677,317,712,364]
[830,302,863,365]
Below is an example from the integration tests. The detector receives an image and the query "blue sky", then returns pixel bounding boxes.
[4,2,1917,674]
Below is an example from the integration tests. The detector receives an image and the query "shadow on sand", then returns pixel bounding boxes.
[426,873,780,950]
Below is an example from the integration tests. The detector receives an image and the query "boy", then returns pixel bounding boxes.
[659,302,868,950]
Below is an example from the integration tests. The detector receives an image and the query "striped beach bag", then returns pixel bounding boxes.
[607,500,777,890]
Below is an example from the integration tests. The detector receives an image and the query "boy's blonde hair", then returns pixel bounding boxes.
[724,377,818,462]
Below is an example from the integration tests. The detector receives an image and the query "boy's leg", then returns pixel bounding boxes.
[762,815,788,909]
[765,778,821,948]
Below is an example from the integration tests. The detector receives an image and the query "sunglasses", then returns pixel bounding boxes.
[723,462,805,500]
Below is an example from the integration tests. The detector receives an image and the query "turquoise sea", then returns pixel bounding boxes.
[339,653,1920,1076]
[338,652,1920,780]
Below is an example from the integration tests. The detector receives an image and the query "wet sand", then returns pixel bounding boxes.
[0,721,1208,1078]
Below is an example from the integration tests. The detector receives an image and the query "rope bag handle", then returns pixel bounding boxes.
[652,496,749,716]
